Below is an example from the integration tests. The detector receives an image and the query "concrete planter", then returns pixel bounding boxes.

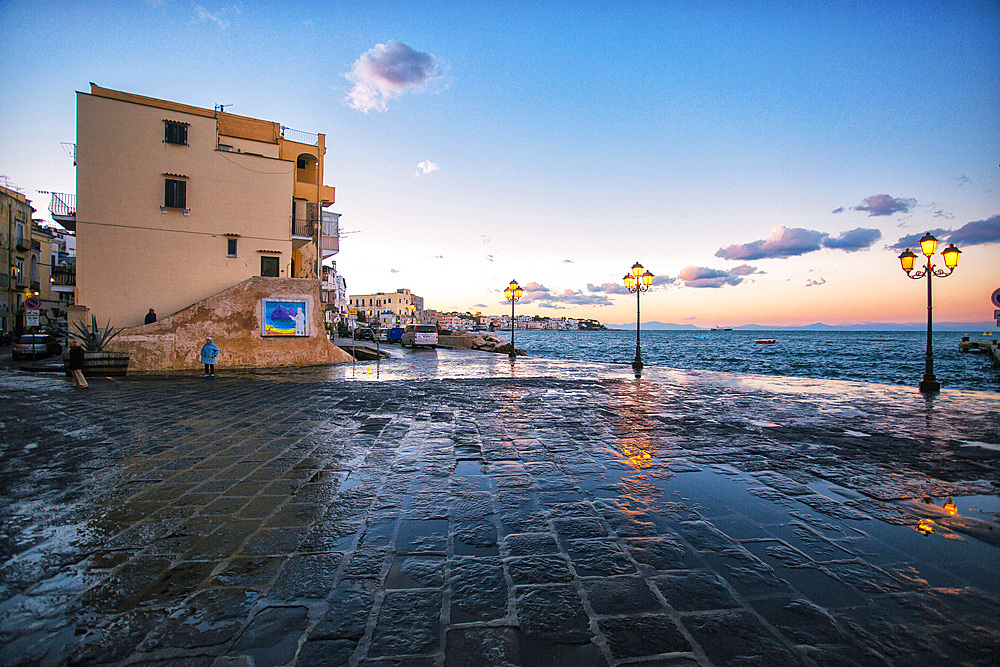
[83,351,130,376]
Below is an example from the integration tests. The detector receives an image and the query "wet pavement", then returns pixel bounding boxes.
[1,347,999,666]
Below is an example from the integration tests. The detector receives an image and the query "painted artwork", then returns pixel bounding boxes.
[262,299,309,337]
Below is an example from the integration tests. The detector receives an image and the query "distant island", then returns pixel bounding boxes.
[604,321,997,332]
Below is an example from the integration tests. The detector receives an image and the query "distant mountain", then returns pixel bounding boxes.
[606,321,996,332]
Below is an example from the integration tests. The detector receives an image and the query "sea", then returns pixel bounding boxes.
[507,329,999,392]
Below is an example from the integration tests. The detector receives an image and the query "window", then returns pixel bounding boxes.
[164,121,188,145]
[261,256,279,277]
[164,179,186,209]
[227,238,237,257]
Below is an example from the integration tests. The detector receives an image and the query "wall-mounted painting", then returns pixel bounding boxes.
[262,298,309,336]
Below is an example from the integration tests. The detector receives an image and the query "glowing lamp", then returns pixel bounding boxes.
[641,270,654,287]
[918,232,938,257]
[504,287,513,300]
[941,244,961,269]
[623,273,636,290]
[514,285,523,299]
[898,249,917,273]
[631,262,644,278]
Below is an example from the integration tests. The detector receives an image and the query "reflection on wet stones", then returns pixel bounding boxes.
[507,555,574,586]
[652,571,740,612]
[450,556,508,623]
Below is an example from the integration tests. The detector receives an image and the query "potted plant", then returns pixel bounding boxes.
[67,316,130,376]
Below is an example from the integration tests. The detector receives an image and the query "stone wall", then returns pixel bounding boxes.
[104,277,352,372]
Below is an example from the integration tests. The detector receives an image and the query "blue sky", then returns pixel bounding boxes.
[2,0,998,326]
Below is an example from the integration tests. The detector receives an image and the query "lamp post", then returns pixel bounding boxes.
[623,262,654,373]
[504,279,523,360]
[898,232,962,393]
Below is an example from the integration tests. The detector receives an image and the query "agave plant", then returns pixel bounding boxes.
[69,315,125,352]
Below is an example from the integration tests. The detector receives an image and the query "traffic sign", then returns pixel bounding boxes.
[26,312,39,327]
[992,288,1000,309]
[24,297,41,310]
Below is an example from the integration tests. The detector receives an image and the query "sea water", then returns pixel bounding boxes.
[507,329,999,392]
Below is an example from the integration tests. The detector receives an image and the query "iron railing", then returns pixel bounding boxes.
[48,192,76,218]
[280,126,319,146]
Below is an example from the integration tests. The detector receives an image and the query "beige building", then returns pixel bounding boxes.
[348,288,424,325]
[72,84,338,329]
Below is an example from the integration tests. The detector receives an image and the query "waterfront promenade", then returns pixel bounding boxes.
[1,350,998,665]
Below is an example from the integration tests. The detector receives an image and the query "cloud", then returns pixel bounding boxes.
[472,303,488,308]
[414,160,440,177]
[890,229,950,250]
[433,255,444,259]
[832,206,846,214]
[805,277,827,287]
[956,175,970,188]
[716,226,826,260]
[678,265,760,289]
[344,40,441,113]
[947,215,1000,245]
[718,225,882,259]
[563,259,574,264]
[587,282,631,295]
[390,268,400,273]
[195,5,229,28]
[486,254,494,262]
[507,282,614,308]
[821,227,881,252]
[851,194,916,217]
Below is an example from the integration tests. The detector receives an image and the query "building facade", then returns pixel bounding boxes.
[1,184,35,336]
[71,84,338,328]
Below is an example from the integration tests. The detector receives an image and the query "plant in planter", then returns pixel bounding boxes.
[69,316,125,351]
[68,316,130,376]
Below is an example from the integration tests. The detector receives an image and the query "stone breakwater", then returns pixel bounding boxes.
[438,330,527,355]
[0,354,997,665]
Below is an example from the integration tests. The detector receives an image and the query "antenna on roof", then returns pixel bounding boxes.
[215,104,232,113]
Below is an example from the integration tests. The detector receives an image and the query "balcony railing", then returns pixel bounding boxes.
[292,217,314,238]
[280,126,319,146]
[51,266,75,286]
[48,192,76,218]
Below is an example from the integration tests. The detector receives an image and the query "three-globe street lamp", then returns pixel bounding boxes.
[898,232,962,393]
[623,262,654,374]
[504,279,523,360]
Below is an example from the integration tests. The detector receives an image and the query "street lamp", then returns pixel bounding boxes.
[503,279,523,360]
[409,303,416,324]
[623,262,654,373]
[898,232,961,393]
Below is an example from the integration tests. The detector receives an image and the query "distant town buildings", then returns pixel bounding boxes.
[348,289,424,325]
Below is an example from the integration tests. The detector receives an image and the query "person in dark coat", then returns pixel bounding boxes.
[68,341,88,388]
[144,308,157,324]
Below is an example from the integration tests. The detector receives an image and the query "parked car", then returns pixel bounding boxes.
[12,334,63,359]
[400,324,439,349]
[353,327,374,341]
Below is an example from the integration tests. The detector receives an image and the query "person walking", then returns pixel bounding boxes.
[144,308,157,324]
[68,341,88,388]
[200,337,219,376]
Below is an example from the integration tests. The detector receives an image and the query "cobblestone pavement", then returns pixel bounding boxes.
[2,350,999,666]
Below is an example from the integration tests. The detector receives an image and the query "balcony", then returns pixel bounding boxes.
[51,266,75,287]
[46,192,76,230]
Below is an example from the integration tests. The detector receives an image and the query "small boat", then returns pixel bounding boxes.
[755,339,776,344]
[711,327,733,331]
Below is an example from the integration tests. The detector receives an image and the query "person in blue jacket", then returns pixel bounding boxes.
[200,337,219,377]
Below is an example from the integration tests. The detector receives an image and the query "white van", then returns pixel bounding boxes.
[401,324,438,349]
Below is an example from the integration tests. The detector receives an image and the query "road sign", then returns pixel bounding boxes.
[24,297,41,310]
[995,309,1000,319]
[26,312,40,327]
[992,288,1000,309]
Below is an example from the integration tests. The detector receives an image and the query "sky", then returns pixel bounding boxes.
[1,0,998,327]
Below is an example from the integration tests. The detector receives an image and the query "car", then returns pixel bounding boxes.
[400,324,439,349]
[353,327,374,341]
[12,334,63,359]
